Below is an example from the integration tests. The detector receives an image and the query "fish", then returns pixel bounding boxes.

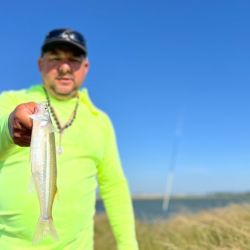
[30,102,58,243]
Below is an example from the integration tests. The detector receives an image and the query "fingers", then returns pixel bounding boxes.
[12,131,32,146]
[16,102,37,130]
[24,102,37,114]
[9,102,37,147]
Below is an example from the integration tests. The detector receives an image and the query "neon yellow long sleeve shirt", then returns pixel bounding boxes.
[0,85,138,250]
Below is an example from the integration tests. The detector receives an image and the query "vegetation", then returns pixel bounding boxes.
[94,203,250,250]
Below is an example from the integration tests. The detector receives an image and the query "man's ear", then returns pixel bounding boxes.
[38,58,43,72]
[84,58,90,73]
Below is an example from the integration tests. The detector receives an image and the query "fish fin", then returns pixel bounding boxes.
[29,114,41,121]
[29,114,48,125]
[29,114,36,120]
[32,217,59,244]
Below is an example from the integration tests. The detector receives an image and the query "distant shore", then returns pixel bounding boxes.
[131,191,250,200]
[96,191,250,201]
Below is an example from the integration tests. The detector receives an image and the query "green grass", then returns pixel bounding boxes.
[94,203,250,250]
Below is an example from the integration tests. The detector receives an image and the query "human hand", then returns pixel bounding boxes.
[8,102,37,146]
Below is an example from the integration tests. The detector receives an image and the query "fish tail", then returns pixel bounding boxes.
[32,217,59,244]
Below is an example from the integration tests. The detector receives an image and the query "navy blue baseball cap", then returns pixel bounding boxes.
[41,28,87,56]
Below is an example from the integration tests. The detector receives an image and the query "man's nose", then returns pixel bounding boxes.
[58,62,72,74]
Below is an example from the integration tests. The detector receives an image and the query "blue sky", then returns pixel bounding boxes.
[1,0,250,195]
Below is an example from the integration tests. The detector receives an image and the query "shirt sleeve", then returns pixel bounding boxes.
[97,114,139,250]
[0,91,16,155]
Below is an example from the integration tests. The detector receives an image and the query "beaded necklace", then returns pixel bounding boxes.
[43,86,80,154]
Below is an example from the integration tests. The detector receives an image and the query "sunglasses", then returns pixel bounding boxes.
[45,29,86,46]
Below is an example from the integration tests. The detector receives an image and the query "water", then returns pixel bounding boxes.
[96,196,250,221]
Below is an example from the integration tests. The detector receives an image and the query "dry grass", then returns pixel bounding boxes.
[94,203,250,250]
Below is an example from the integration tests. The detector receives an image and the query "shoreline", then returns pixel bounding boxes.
[97,191,250,201]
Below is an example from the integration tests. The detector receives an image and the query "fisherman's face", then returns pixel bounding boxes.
[38,49,89,99]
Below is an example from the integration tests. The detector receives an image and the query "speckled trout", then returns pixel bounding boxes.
[30,102,58,243]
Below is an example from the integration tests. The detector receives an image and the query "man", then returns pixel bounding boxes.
[0,28,138,250]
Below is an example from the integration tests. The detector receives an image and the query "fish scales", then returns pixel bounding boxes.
[30,102,58,243]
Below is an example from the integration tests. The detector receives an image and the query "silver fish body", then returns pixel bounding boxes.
[30,102,58,243]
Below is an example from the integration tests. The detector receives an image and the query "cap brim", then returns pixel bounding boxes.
[42,39,87,55]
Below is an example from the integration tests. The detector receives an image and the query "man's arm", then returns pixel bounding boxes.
[97,115,138,250]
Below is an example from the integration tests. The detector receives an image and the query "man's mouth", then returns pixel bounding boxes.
[56,77,74,84]
[57,76,73,80]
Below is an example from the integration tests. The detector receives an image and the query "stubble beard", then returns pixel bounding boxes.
[48,84,79,100]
